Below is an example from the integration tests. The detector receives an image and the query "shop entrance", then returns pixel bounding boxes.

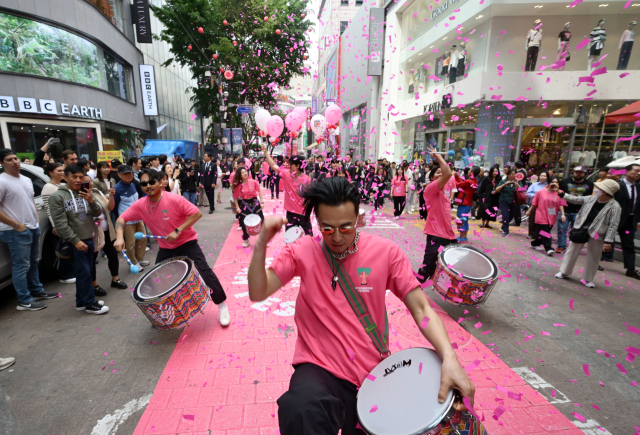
[517,125,575,177]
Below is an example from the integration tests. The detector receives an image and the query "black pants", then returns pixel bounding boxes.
[239,198,265,241]
[500,201,520,234]
[618,220,637,271]
[525,46,539,71]
[449,65,457,83]
[418,188,427,220]
[204,186,216,211]
[270,175,281,198]
[278,363,365,435]
[419,235,458,281]
[155,240,227,304]
[286,211,313,236]
[91,230,119,281]
[374,192,384,210]
[393,196,406,217]
[528,207,539,237]
[531,223,553,251]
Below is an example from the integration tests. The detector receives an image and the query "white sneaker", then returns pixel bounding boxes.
[555,272,566,279]
[546,250,555,257]
[218,304,231,326]
[139,260,150,266]
[59,278,76,284]
[534,246,544,251]
[242,240,250,248]
[0,357,15,371]
[583,281,596,288]
[145,247,150,251]
[237,226,242,231]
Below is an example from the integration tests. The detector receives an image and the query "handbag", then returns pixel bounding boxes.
[515,188,527,206]
[55,236,73,259]
[569,227,590,244]
[94,227,105,252]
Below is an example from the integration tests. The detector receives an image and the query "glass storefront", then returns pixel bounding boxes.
[84,0,125,33]
[7,123,99,162]
[0,12,134,103]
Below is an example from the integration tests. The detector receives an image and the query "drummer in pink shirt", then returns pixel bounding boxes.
[248,176,475,435]
[417,146,459,283]
[262,144,313,236]
[114,170,230,326]
[233,168,265,248]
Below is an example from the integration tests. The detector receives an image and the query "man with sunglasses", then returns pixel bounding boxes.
[261,144,313,235]
[248,177,475,435]
[113,171,230,326]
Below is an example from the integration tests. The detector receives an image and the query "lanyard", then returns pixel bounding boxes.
[68,190,88,214]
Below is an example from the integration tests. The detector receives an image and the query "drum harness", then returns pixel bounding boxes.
[320,236,391,359]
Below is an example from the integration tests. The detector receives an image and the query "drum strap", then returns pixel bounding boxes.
[321,242,390,359]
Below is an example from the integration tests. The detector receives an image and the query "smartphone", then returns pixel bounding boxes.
[49,138,61,145]
[80,182,90,192]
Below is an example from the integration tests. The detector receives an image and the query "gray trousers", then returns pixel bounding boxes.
[559,236,605,283]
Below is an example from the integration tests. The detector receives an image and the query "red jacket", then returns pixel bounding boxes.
[454,173,478,207]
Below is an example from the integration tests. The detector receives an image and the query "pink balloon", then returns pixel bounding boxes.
[285,112,301,132]
[267,115,285,137]
[325,104,342,124]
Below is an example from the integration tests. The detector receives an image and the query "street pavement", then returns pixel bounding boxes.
[0,187,638,435]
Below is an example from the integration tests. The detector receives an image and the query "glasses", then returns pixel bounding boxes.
[318,223,357,235]
[140,180,157,187]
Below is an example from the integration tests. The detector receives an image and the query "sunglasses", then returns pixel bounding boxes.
[140,180,157,187]
[318,223,357,235]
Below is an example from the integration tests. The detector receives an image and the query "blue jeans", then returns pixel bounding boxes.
[499,202,517,235]
[72,238,97,308]
[457,205,472,232]
[183,191,198,206]
[557,212,577,249]
[0,228,45,303]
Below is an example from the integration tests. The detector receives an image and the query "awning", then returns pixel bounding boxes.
[605,100,640,124]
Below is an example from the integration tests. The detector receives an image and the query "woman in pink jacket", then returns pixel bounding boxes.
[391,166,408,219]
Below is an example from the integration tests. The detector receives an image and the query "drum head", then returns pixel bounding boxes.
[283,226,303,244]
[244,214,261,227]
[357,348,454,435]
[136,259,190,299]
[442,246,496,280]
[359,208,365,216]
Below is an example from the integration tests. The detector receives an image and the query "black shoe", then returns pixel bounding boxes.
[626,269,640,280]
[209,210,214,214]
[416,268,428,284]
[33,291,59,300]
[94,286,108,297]
[85,302,109,315]
[598,266,604,271]
[110,279,128,289]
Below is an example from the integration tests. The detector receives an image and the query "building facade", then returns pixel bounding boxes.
[0,0,204,162]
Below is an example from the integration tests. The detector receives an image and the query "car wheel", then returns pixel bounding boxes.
[39,231,59,283]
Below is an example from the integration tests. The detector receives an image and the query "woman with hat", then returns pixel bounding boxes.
[555,179,621,288]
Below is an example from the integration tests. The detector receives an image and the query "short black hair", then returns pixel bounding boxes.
[626,164,640,172]
[515,161,524,169]
[205,152,214,159]
[44,162,63,177]
[300,177,360,218]
[470,165,481,179]
[0,149,16,162]
[140,170,160,182]
[290,155,305,167]
[599,167,609,173]
[64,164,85,176]
[127,156,140,167]
[78,158,90,168]
[111,159,121,167]
[148,155,158,162]
[159,154,167,164]
[61,150,77,160]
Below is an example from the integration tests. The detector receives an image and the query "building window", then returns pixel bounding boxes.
[0,12,134,103]
[355,0,363,5]
[7,123,99,163]
[341,0,349,5]
[83,0,125,33]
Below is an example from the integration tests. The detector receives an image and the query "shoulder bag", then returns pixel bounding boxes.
[569,227,590,244]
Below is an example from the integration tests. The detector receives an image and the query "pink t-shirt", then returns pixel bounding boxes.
[278,168,310,215]
[269,233,419,386]
[532,189,565,225]
[119,192,199,249]
[423,179,457,240]
[233,179,260,200]
[391,177,407,197]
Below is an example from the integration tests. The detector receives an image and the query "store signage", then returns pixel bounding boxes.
[139,65,158,116]
[132,0,153,44]
[0,95,103,119]
[423,93,452,113]
[97,150,123,163]
[236,105,253,114]
[425,0,469,31]
[367,8,385,76]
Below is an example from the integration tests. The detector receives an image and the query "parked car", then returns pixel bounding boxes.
[0,164,57,291]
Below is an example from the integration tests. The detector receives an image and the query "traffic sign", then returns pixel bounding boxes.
[237,105,253,114]
[515,172,524,181]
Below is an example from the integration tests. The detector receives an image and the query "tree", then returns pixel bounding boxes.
[152,0,312,152]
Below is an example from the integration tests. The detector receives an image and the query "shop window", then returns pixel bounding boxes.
[341,0,349,5]
[104,51,134,102]
[84,0,124,32]
[7,123,99,164]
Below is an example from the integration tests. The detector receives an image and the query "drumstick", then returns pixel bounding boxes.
[122,250,141,274]
[134,232,166,240]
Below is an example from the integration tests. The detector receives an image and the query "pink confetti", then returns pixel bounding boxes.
[616,363,628,375]
[370,405,378,413]
[573,412,585,423]
[183,414,195,420]
[420,316,430,329]
[583,364,591,377]
[541,331,550,336]
[474,322,482,329]
[419,362,423,374]
[463,397,480,421]
[366,374,376,381]
[465,359,481,371]
[627,325,640,335]
[569,299,575,310]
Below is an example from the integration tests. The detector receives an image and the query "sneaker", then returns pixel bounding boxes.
[555,272,566,279]
[17,301,47,311]
[501,232,508,237]
[59,278,76,284]
[526,235,534,239]
[237,226,242,231]
[139,260,150,266]
[546,250,555,257]
[76,300,105,311]
[534,245,544,251]
[85,302,109,315]
[93,286,107,297]
[555,247,565,254]
[583,281,596,288]
[598,265,604,271]
[218,304,231,326]
[0,357,15,371]
[110,279,128,289]
[145,247,150,251]
[242,240,250,248]
[33,292,59,300]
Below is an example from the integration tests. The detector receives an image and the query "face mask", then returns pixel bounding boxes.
[594,189,603,197]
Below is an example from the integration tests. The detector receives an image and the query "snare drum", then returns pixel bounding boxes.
[357,348,458,435]
[132,257,209,330]
[283,226,304,244]
[432,245,498,306]
[357,208,366,228]
[244,214,262,236]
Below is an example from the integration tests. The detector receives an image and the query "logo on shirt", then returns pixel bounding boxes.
[383,359,412,377]
[357,267,371,285]
[162,210,169,220]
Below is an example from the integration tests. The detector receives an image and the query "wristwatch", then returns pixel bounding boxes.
[174,228,181,234]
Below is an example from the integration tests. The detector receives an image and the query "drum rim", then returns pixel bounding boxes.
[244,213,262,226]
[356,347,456,435]
[439,244,499,282]
[132,257,194,302]
[283,226,304,243]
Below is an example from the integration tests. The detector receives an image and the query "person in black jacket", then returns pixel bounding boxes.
[614,163,640,279]
[477,165,502,228]
[179,159,200,206]
[201,153,217,214]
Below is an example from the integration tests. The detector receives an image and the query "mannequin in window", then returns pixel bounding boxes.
[449,45,460,84]
[525,19,543,72]
[555,22,571,71]
[588,19,606,71]
[458,42,468,77]
[442,51,451,84]
[408,69,415,94]
[618,21,637,70]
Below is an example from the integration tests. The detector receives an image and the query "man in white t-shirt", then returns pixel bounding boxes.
[0,149,59,311]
